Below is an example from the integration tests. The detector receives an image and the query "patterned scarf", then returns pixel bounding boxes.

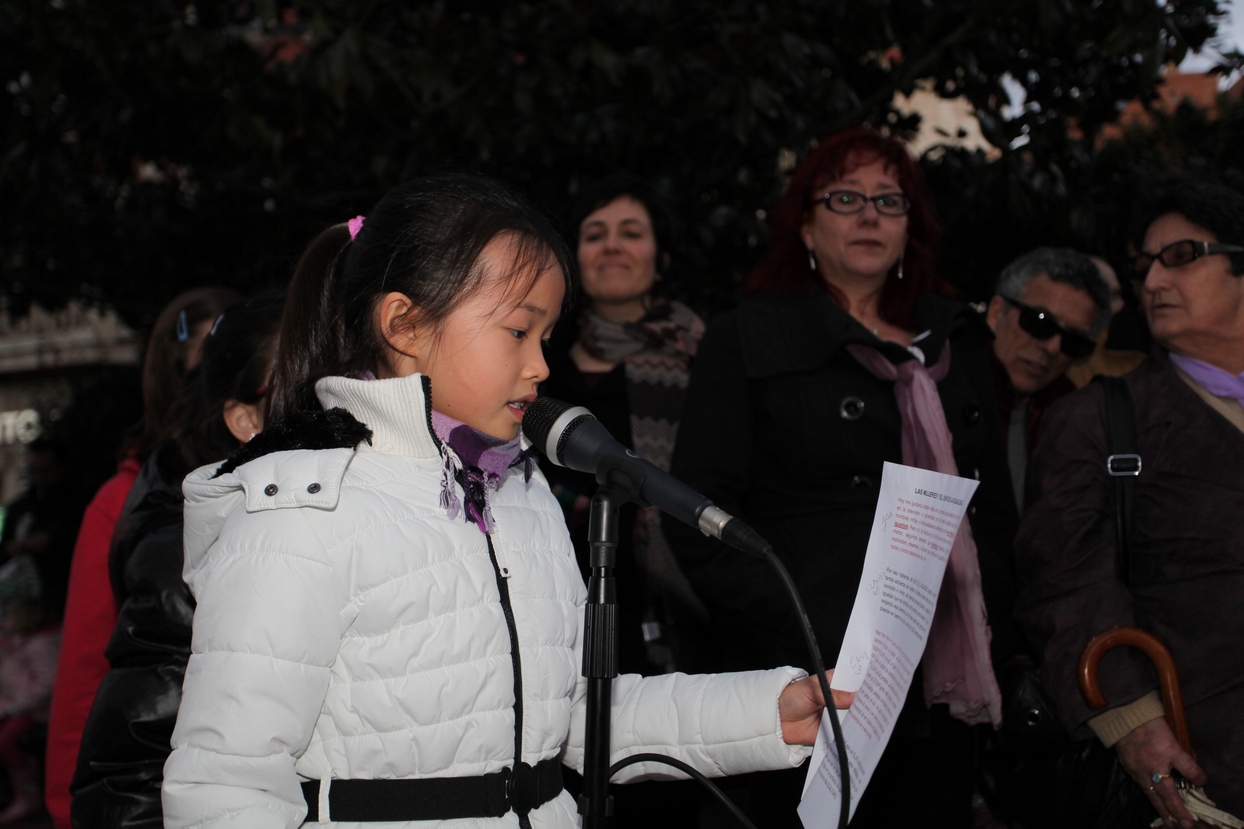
[430,411,533,534]
[577,300,707,610]
[577,301,705,472]
[846,342,1003,728]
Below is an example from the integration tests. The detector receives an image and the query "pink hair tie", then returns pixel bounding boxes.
[347,215,366,240]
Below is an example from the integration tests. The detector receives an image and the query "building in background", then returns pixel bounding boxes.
[0,301,139,509]
[894,66,1243,159]
[1101,68,1244,141]
[895,82,1003,160]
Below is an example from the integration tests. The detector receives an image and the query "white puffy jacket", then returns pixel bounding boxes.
[162,373,810,828]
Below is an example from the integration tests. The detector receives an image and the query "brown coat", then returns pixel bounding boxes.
[1015,350,1244,815]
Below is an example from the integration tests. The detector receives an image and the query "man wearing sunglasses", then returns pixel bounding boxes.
[985,247,1111,508]
[1064,257,1148,389]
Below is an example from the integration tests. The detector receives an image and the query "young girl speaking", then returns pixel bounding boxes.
[162,174,841,828]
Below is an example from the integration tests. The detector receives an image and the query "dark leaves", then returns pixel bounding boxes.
[1,0,1239,320]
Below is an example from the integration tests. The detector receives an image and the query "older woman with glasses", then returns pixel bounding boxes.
[665,128,1020,828]
[1016,176,1244,827]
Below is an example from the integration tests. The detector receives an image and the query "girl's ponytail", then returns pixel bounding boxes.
[268,224,353,423]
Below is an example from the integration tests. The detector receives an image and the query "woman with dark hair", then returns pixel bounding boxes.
[45,286,239,829]
[540,174,707,677]
[666,128,1020,827]
[70,292,283,828]
[1016,176,1244,826]
[539,175,709,826]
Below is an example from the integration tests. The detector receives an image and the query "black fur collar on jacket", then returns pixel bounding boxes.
[213,407,373,478]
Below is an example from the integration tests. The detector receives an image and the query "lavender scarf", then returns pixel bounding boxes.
[1169,352,1244,406]
[846,342,1003,728]
[430,411,533,534]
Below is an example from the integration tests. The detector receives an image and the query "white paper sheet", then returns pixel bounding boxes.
[799,461,978,827]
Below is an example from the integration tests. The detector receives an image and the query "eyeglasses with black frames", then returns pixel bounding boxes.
[1002,297,1096,360]
[1130,239,1244,279]
[807,190,911,216]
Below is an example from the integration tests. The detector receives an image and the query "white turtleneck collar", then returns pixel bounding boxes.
[315,373,440,460]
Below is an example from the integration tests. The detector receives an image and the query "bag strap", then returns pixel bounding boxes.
[1095,376,1140,585]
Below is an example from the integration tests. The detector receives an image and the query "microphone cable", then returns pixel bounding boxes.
[523,397,851,828]
[608,533,852,829]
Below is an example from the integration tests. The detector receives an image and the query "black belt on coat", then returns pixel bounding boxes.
[300,758,563,823]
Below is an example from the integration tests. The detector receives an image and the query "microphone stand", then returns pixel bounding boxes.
[528,399,849,828]
[573,452,850,829]
[579,484,620,829]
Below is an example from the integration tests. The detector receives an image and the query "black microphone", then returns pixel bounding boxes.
[522,396,770,558]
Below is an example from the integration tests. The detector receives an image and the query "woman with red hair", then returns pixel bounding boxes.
[744,128,947,323]
[667,128,1020,827]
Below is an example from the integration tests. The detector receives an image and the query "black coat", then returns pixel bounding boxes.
[665,291,1020,700]
[71,444,194,829]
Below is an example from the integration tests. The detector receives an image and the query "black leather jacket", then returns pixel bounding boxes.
[71,444,194,829]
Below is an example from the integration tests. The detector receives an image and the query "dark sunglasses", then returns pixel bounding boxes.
[807,190,911,216]
[1002,297,1096,360]
[1131,239,1244,278]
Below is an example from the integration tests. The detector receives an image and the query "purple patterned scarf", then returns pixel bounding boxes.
[846,342,1003,728]
[430,411,533,534]
[1169,352,1244,406]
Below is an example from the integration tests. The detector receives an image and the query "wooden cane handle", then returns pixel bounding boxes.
[1078,627,1192,753]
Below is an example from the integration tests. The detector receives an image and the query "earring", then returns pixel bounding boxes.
[807,248,817,271]
[896,257,905,280]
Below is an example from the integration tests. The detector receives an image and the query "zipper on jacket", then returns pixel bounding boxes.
[485,533,535,829]
[420,375,442,453]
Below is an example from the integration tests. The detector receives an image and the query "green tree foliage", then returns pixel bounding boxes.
[1,0,1238,323]
[1091,94,1244,258]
